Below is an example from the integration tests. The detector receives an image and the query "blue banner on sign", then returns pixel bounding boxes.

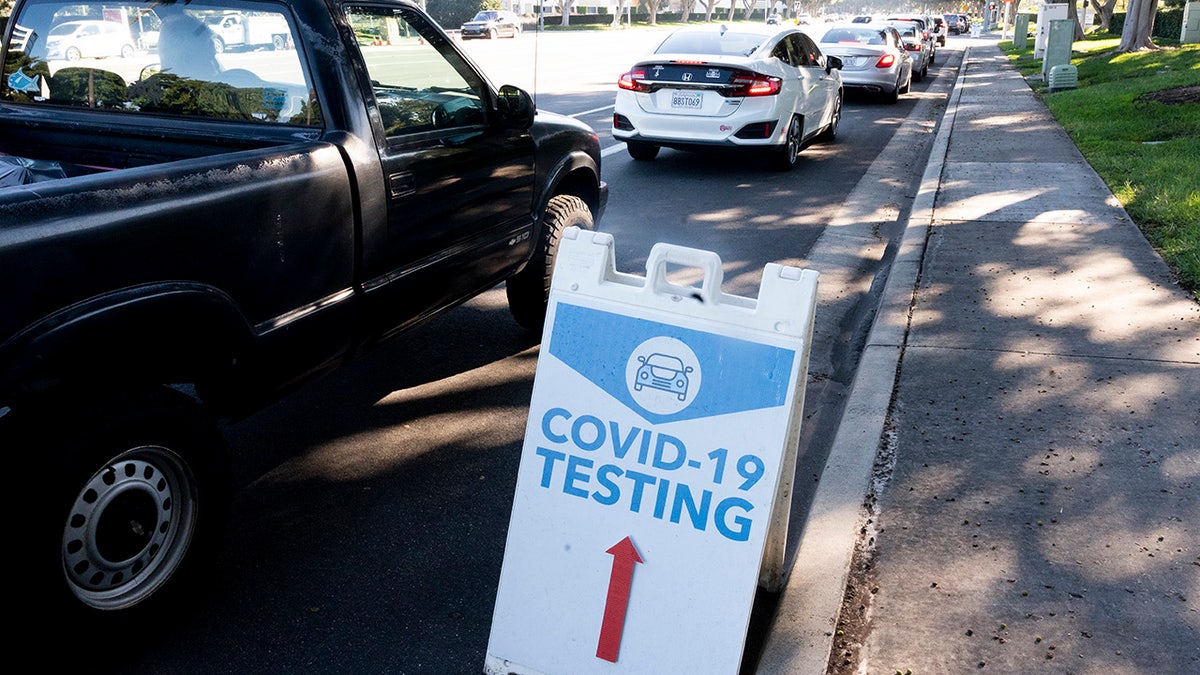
[548,303,794,424]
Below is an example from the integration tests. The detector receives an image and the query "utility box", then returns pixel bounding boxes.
[1042,18,1074,79]
[1035,3,1067,58]
[1047,63,1078,92]
[1183,2,1200,44]
[1014,14,1031,49]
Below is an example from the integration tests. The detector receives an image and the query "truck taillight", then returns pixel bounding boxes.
[618,69,651,92]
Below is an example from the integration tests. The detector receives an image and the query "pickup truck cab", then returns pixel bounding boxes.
[1,0,605,635]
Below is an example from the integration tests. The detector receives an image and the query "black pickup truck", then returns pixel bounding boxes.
[0,0,605,632]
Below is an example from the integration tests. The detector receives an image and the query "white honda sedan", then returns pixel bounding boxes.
[612,23,843,171]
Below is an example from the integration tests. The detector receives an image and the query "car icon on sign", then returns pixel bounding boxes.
[634,353,694,401]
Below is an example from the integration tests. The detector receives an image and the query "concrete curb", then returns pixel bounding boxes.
[755,47,974,674]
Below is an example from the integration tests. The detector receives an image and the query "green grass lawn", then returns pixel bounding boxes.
[1002,36,1200,301]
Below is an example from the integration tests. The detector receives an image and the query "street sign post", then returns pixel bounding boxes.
[485,229,818,674]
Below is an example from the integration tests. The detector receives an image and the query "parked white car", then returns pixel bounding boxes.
[46,20,137,61]
[612,23,844,171]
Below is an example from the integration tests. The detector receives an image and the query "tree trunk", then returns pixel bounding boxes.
[1089,0,1118,32]
[560,0,575,26]
[612,0,626,27]
[704,0,716,22]
[1117,0,1158,52]
[1066,0,1085,40]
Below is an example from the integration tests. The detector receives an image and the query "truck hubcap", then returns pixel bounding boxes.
[62,446,197,610]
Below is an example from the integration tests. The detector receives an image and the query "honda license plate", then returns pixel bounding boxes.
[670,91,703,109]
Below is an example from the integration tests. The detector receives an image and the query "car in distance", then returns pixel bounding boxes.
[459,10,521,39]
[816,23,912,103]
[46,20,137,60]
[885,14,936,62]
[612,23,843,171]
[930,15,947,45]
[889,20,932,81]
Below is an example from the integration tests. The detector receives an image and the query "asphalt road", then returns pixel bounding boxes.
[101,29,965,675]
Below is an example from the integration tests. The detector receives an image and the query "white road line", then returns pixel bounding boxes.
[567,104,614,118]
[600,143,626,158]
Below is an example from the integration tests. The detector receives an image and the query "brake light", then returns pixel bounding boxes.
[618,69,651,92]
[729,72,782,97]
[875,53,896,68]
[907,42,922,51]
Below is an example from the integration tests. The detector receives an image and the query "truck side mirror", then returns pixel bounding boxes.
[496,84,534,129]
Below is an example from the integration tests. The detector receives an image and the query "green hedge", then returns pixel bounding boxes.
[1109,8,1184,39]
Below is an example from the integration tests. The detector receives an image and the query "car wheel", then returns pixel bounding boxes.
[506,194,594,331]
[626,140,660,161]
[769,115,802,171]
[818,92,842,142]
[211,36,225,53]
[488,28,498,39]
[16,386,230,645]
[886,79,900,104]
[65,46,82,61]
[120,44,135,59]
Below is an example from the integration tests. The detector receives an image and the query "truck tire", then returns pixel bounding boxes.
[18,386,231,641]
[506,194,594,332]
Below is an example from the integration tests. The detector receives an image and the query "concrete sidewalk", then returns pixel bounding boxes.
[759,39,1200,673]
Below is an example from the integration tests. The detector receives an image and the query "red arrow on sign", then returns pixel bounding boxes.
[596,536,644,663]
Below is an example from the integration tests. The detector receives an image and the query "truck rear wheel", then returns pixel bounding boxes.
[19,386,231,643]
[506,194,594,332]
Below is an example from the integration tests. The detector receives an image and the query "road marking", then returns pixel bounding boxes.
[568,104,614,118]
[601,143,626,158]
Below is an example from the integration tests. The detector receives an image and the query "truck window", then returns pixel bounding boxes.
[2,0,321,125]
[344,5,486,138]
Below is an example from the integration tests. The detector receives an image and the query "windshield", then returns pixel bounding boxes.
[656,30,767,57]
[471,11,498,21]
[820,27,885,44]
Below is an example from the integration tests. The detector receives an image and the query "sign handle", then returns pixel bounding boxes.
[643,243,724,305]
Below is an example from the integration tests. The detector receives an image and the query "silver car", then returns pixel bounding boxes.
[816,23,912,103]
[889,21,932,82]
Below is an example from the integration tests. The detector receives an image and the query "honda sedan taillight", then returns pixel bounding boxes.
[728,72,782,97]
[618,69,652,92]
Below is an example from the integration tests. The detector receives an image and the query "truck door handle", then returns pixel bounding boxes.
[388,171,414,198]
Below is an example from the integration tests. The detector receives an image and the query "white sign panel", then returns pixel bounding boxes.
[486,229,818,675]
